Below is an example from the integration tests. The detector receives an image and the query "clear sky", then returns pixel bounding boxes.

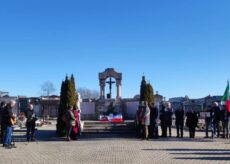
[0,0,229,99]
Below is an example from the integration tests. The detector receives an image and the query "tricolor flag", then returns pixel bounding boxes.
[221,81,230,112]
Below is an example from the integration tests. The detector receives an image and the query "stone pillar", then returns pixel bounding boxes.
[116,80,122,98]
[100,80,106,98]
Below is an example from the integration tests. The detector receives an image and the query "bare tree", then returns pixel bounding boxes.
[41,81,56,96]
[77,87,99,99]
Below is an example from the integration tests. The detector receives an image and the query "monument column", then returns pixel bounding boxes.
[100,80,106,98]
[116,80,122,98]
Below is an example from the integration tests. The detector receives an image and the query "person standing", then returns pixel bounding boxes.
[142,102,150,140]
[186,108,198,138]
[160,103,166,137]
[165,103,173,137]
[149,103,159,139]
[212,102,221,138]
[3,100,17,149]
[70,107,80,140]
[136,106,143,138]
[25,104,37,142]
[66,106,76,141]
[221,105,229,138]
[0,102,7,143]
[204,106,213,138]
[175,107,184,138]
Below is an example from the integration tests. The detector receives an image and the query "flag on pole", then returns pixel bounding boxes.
[227,100,230,113]
[221,81,230,112]
[221,81,229,104]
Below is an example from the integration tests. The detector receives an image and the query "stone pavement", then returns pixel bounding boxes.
[0,125,229,164]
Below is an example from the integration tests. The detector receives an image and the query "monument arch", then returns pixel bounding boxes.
[99,68,122,99]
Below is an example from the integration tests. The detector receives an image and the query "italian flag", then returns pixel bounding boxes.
[221,81,230,112]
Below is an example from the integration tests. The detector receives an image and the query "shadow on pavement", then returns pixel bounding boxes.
[142,148,230,161]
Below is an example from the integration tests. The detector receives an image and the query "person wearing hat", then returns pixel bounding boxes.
[141,101,150,140]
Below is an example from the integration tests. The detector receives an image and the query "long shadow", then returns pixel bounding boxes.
[174,157,230,161]
[142,148,230,161]
[13,129,66,142]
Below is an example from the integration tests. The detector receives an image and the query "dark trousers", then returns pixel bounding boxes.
[161,121,167,137]
[205,120,212,137]
[27,123,35,141]
[166,125,172,137]
[1,125,6,143]
[149,121,159,138]
[176,123,184,137]
[189,127,196,138]
[213,121,220,137]
[222,121,229,138]
[136,123,142,138]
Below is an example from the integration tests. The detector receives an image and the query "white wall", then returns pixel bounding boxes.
[81,102,95,115]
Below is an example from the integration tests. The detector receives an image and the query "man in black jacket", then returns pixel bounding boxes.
[175,107,184,138]
[0,102,7,143]
[3,100,16,149]
[26,104,37,142]
[212,102,221,138]
[149,103,159,139]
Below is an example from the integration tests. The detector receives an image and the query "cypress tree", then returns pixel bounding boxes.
[140,76,147,102]
[146,83,154,104]
[56,74,77,137]
[56,80,67,136]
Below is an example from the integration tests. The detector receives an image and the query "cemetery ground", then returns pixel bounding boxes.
[0,123,230,164]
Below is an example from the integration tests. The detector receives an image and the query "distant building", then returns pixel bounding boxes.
[169,95,222,113]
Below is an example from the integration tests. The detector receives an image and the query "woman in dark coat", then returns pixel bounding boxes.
[186,108,198,138]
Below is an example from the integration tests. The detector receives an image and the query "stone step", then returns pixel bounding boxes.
[82,120,135,134]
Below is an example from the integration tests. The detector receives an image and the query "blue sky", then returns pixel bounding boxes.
[0,0,229,99]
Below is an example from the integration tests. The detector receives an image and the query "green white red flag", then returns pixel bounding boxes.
[221,81,230,112]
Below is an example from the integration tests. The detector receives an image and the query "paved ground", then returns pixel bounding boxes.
[0,125,230,164]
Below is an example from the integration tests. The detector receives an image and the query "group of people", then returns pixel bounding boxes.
[0,101,38,149]
[204,102,230,138]
[135,101,230,140]
[135,101,158,140]
[64,106,81,141]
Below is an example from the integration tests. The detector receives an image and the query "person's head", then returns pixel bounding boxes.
[167,102,171,108]
[0,101,6,108]
[213,102,219,107]
[189,108,193,113]
[28,104,34,110]
[68,105,73,110]
[7,100,16,109]
[222,105,226,110]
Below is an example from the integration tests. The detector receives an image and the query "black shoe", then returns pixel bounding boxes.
[11,144,17,148]
[31,138,36,142]
[5,145,11,149]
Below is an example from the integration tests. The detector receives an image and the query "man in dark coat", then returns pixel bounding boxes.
[3,100,16,149]
[186,108,198,138]
[212,102,221,138]
[149,103,159,139]
[175,107,184,138]
[0,102,7,143]
[25,104,37,142]
[165,103,173,137]
[221,105,229,138]
[160,103,166,137]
